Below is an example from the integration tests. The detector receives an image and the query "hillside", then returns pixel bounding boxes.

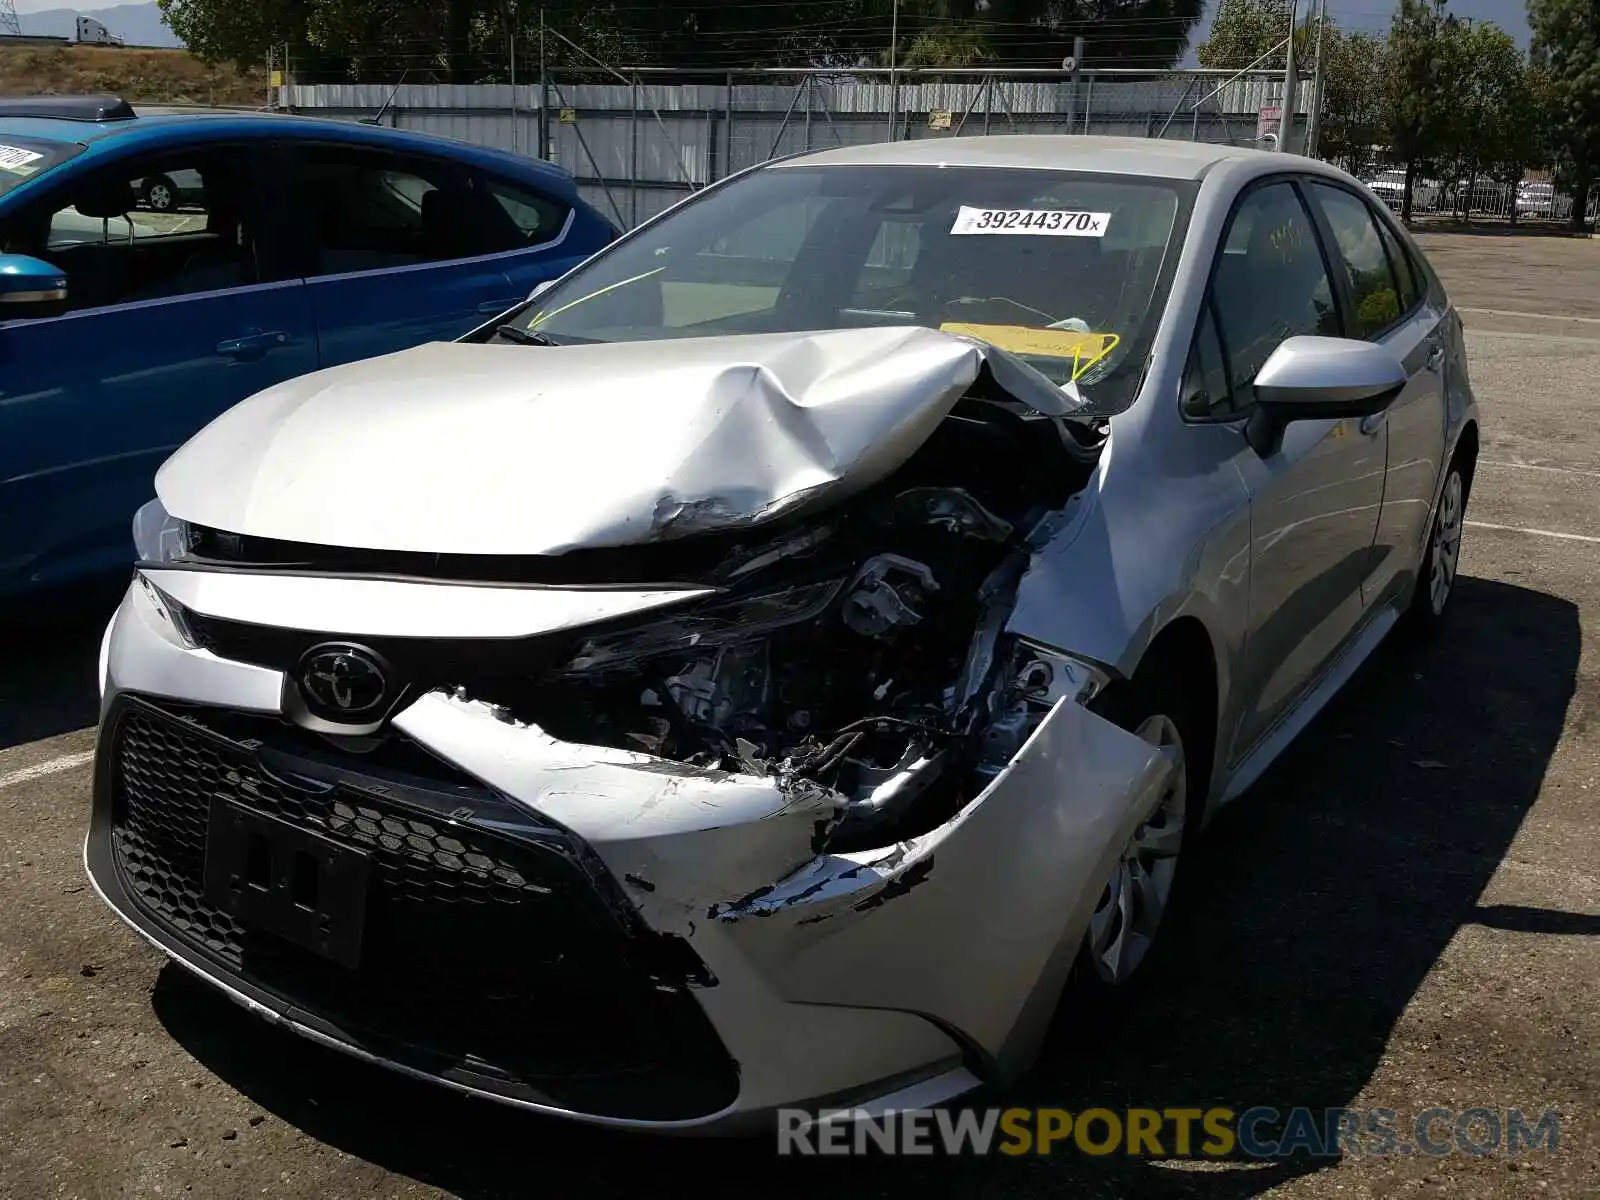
[19,4,183,47]
[0,44,263,105]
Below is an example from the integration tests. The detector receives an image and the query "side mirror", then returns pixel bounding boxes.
[1246,335,1406,454]
[0,254,67,317]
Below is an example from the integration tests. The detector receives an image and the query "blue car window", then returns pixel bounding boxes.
[480,176,571,249]
[5,147,263,312]
[284,145,492,275]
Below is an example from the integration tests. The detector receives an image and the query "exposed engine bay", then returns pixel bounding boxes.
[476,389,1109,851]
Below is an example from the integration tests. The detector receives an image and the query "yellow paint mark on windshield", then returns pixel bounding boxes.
[940,322,1121,381]
[528,266,666,330]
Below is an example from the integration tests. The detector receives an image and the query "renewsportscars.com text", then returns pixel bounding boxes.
[776,1106,1561,1158]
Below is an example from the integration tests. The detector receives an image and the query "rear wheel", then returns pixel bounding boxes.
[1074,668,1207,996]
[1407,457,1469,632]
[144,175,177,213]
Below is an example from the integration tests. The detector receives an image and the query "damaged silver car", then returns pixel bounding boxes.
[87,136,1479,1131]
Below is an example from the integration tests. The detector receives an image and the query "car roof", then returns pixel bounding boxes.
[0,98,578,197]
[770,135,1283,181]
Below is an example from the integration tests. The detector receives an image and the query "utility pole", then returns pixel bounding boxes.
[1280,0,1301,154]
[538,9,548,162]
[887,0,900,141]
[1306,0,1328,158]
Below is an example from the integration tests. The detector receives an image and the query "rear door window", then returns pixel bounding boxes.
[278,144,496,276]
[1307,182,1405,337]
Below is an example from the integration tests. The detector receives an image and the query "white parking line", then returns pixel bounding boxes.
[1466,521,1600,545]
[1459,306,1600,325]
[0,749,95,791]
[1465,329,1600,347]
[1480,459,1600,481]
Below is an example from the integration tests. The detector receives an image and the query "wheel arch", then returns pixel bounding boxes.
[1452,419,1480,497]
[1097,614,1222,828]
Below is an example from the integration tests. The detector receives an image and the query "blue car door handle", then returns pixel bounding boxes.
[478,298,522,315]
[216,330,291,360]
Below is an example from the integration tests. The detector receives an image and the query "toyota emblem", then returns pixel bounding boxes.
[297,643,389,719]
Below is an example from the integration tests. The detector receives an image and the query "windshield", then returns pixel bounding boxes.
[504,164,1191,407]
[0,136,82,198]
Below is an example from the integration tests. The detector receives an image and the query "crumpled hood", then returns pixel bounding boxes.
[156,326,1074,557]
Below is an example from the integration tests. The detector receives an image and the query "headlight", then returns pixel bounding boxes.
[131,498,195,564]
[130,498,197,646]
[565,579,846,675]
[1010,638,1111,707]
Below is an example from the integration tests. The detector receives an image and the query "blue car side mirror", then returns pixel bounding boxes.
[0,254,67,313]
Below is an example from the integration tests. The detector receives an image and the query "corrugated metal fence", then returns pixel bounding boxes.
[282,69,1314,230]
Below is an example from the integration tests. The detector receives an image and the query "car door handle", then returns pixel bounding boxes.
[478,298,521,314]
[1360,411,1387,436]
[216,330,291,360]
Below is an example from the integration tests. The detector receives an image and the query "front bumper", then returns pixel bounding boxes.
[88,574,1172,1132]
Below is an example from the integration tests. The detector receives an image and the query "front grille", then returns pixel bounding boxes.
[105,697,738,1120]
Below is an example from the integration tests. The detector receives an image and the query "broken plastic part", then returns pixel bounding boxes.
[889,488,1013,543]
[840,555,940,639]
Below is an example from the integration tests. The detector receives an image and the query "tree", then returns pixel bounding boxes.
[1196,0,1300,70]
[162,0,1205,78]
[1316,29,1388,173]
[1439,24,1542,222]
[1384,0,1456,220]
[1528,0,1600,231]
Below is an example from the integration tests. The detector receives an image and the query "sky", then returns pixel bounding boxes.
[1182,0,1531,63]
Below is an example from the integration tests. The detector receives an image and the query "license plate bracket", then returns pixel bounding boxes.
[203,797,371,968]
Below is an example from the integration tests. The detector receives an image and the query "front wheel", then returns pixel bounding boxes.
[1074,671,1205,996]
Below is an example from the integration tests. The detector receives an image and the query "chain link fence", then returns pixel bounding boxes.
[281,66,1313,231]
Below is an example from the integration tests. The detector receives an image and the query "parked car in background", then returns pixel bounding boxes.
[1448,175,1513,215]
[1364,169,1439,213]
[131,166,202,212]
[0,94,616,598]
[91,135,1478,1131]
[1516,182,1557,218]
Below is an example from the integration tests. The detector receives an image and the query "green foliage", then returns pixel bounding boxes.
[1196,0,1297,70]
[1529,0,1600,228]
[1384,0,1454,188]
[1317,30,1387,172]
[164,0,1205,78]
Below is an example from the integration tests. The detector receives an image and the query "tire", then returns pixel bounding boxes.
[143,176,177,213]
[1071,663,1208,1000]
[1405,455,1470,633]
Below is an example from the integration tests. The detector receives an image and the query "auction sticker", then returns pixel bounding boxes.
[950,206,1110,236]
[0,145,43,173]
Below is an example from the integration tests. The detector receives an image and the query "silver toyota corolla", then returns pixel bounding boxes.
[87,136,1477,1132]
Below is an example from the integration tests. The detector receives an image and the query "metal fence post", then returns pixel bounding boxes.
[1083,74,1094,134]
[804,75,812,151]
[537,16,548,161]
[723,73,734,184]
[630,72,640,227]
[509,32,518,154]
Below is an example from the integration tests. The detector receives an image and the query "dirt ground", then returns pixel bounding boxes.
[0,230,1597,1199]
[0,46,263,108]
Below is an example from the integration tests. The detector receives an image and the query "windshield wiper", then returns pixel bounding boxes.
[493,324,558,347]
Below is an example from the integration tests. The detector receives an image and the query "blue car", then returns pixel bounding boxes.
[0,94,616,597]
